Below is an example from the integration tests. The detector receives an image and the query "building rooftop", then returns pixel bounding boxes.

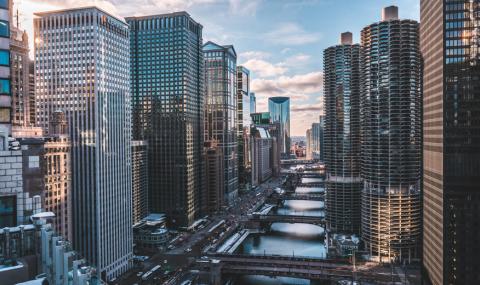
[269,97,290,103]
[34,6,127,25]
[125,11,202,27]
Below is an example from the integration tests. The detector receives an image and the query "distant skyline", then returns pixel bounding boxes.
[16,0,419,136]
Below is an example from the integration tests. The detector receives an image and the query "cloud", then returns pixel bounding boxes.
[239,51,271,61]
[242,59,288,78]
[228,0,261,16]
[251,72,323,107]
[265,22,321,45]
[282,53,311,68]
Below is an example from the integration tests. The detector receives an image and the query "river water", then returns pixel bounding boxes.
[228,184,326,285]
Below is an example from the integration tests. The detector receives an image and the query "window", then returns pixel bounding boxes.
[0,78,9,94]
[0,0,8,9]
[0,50,8,66]
[0,20,8,37]
[29,156,40,168]
[0,107,9,122]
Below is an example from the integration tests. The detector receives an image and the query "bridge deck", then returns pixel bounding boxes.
[250,214,325,225]
[208,254,393,283]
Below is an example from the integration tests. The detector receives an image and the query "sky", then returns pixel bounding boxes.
[15,0,419,136]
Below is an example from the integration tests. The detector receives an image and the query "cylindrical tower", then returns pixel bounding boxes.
[324,32,362,234]
[360,7,422,263]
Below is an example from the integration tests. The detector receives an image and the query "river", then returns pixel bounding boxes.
[227,184,326,284]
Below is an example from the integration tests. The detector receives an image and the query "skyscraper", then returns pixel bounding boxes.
[421,1,480,284]
[360,6,422,262]
[268,97,290,155]
[127,12,205,227]
[203,41,238,204]
[250,92,256,114]
[204,140,224,214]
[318,115,325,162]
[10,24,32,127]
[0,0,11,149]
[35,7,132,279]
[131,140,148,225]
[324,32,362,234]
[236,66,251,192]
[306,128,312,160]
[44,110,71,241]
[311,122,321,160]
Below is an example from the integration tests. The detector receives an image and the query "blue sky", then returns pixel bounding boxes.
[19,0,419,136]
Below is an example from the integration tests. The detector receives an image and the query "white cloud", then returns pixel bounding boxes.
[239,51,271,61]
[242,59,288,78]
[281,53,311,68]
[265,22,321,45]
[252,72,323,96]
[228,0,261,16]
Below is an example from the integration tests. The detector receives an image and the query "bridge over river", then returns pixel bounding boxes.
[201,254,394,284]
[249,213,326,226]
[268,192,324,202]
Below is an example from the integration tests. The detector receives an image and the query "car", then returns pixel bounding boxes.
[184,247,192,253]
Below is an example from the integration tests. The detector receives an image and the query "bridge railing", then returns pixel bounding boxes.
[207,252,350,264]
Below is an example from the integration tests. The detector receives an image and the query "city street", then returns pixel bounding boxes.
[116,177,284,285]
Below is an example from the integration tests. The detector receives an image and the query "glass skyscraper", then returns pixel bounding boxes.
[250,92,256,114]
[127,12,205,227]
[34,7,132,279]
[360,6,422,263]
[236,66,251,191]
[324,32,362,234]
[421,1,480,284]
[203,41,238,204]
[268,97,290,154]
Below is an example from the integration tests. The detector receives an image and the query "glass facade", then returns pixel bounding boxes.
[249,92,256,114]
[268,97,290,154]
[360,10,422,262]
[35,8,132,280]
[422,1,480,284]
[127,12,205,227]
[236,66,250,191]
[203,41,238,204]
[324,41,362,234]
[251,112,271,125]
[0,49,8,66]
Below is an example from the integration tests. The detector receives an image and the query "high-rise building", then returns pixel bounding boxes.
[421,1,480,284]
[127,12,205,227]
[324,32,362,234]
[249,92,256,114]
[35,7,132,279]
[306,128,312,160]
[10,24,32,127]
[251,126,273,186]
[44,110,71,241]
[268,97,290,154]
[360,6,422,263]
[203,41,238,204]
[251,112,271,125]
[236,66,251,192]
[204,141,224,213]
[0,0,11,149]
[311,122,321,160]
[318,116,325,162]
[131,140,148,225]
